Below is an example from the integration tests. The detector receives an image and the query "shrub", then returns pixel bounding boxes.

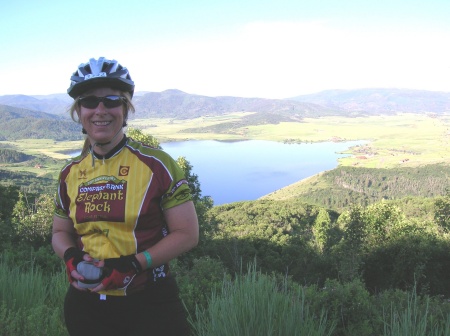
[172,256,230,316]
[304,278,376,336]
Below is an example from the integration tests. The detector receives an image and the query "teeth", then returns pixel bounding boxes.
[93,121,110,126]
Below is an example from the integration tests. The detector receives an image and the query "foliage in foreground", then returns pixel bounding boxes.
[2,254,450,336]
[0,254,68,336]
[190,263,336,336]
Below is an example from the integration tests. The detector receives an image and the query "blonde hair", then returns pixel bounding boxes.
[68,91,136,157]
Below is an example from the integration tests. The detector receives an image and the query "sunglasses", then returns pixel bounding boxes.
[78,95,126,109]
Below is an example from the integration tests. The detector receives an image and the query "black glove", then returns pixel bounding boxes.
[63,247,87,284]
[100,255,142,290]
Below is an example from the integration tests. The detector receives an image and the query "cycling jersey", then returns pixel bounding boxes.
[54,136,191,295]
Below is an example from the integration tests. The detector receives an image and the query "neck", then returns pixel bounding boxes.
[89,134,126,168]
[91,128,123,155]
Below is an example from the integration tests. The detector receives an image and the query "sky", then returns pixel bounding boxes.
[1,0,450,99]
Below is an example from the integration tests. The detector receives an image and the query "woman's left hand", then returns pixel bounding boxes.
[90,255,142,292]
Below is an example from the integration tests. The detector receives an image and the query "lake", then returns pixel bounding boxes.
[71,140,364,205]
[162,140,364,205]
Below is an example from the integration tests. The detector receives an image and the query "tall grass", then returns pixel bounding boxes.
[1,253,450,335]
[190,264,336,336]
[0,253,67,336]
[383,288,450,336]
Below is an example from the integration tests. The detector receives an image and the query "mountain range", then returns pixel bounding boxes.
[289,88,450,114]
[0,88,449,140]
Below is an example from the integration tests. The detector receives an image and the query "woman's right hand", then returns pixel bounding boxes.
[63,247,93,290]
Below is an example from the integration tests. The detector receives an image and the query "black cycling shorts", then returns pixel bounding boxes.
[64,276,190,336]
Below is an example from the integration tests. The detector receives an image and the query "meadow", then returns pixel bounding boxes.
[2,113,449,180]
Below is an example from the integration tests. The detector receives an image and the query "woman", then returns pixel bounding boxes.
[52,57,199,335]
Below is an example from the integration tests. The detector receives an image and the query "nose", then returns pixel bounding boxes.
[94,102,107,113]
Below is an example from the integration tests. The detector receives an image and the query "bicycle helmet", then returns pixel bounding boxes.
[67,57,135,98]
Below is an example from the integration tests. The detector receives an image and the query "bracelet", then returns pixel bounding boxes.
[142,250,152,269]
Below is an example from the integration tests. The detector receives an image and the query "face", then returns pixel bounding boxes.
[77,87,126,150]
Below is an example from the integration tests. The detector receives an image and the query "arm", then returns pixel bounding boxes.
[52,215,93,289]
[135,200,199,269]
[90,200,199,292]
[52,215,78,259]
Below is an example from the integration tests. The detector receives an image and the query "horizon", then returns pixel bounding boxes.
[2,0,450,99]
[1,87,450,101]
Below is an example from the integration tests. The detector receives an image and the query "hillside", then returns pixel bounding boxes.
[262,163,450,210]
[2,88,449,122]
[0,104,82,141]
[0,89,336,119]
[0,149,34,163]
[0,94,71,116]
[132,89,336,119]
[0,169,56,194]
[290,88,450,114]
[1,87,449,143]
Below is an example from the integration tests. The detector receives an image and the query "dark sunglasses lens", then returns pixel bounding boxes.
[103,96,124,108]
[79,96,100,108]
[79,96,124,109]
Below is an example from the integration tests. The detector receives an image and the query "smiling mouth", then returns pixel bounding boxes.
[93,121,111,126]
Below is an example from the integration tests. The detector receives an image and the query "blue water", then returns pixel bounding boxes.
[70,140,364,205]
[162,140,364,205]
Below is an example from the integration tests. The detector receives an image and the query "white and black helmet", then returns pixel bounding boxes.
[67,57,135,98]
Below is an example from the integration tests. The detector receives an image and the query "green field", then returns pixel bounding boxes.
[1,113,450,179]
[130,113,450,169]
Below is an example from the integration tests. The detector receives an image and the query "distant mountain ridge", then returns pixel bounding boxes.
[0,89,334,118]
[0,94,72,116]
[1,88,449,117]
[1,88,449,141]
[131,89,333,119]
[289,88,450,114]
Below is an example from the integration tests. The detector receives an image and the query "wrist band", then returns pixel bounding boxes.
[143,250,152,269]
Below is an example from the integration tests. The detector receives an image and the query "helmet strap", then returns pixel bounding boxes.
[89,124,126,167]
[93,126,123,148]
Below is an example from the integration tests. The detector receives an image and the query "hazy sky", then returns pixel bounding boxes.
[1,0,449,98]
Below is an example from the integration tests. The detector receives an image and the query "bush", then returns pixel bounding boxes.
[304,278,376,336]
[363,234,450,297]
[172,256,230,316]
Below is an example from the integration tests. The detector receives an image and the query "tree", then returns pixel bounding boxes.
[12,192,54,248]
[434,190,450,232]
[127,127,162,149]
[364,201,405,247]
[176,156,202,202]
[334,205,366,281]
[0,184,20,220]
[313,208,332,252]
[340,205,366,250]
